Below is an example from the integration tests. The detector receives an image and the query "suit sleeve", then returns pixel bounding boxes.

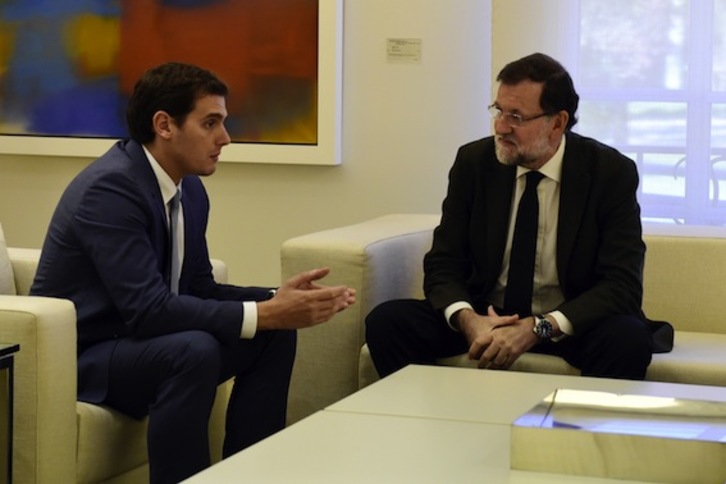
[424,144,477,311]
[557,150,646,332]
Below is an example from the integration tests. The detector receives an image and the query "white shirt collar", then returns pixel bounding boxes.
[143,145,180,204]
[516,134,566,182]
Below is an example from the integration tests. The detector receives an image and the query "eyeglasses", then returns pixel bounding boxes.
[487,103,554,128]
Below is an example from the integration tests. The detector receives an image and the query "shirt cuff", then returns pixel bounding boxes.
[548,310,573,341]
[444,301,474,331]
[241,301,258,339]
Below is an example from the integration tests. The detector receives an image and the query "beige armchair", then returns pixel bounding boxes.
[0,246,231,484]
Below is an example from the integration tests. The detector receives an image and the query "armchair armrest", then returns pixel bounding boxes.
[0,295,77,483]
[281,214,439,422]
[210,258,228,285]
[8,248,41,296]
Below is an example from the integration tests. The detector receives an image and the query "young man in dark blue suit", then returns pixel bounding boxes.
[366,53,672,382]
[31,62,356,484]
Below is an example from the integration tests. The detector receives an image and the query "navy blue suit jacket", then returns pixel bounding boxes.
[31,139,271,402]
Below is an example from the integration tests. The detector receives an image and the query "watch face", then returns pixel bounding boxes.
[536,318,553,339]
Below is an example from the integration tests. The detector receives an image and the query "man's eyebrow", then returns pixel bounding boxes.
[496,104,523,115]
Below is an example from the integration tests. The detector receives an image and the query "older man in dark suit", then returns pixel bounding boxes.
[31,62,355,484]
[366,53,672,382]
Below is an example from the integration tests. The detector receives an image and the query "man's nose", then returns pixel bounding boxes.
[219,126,231,145]
[493,115,513,134]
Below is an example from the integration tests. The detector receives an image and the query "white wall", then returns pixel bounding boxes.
[0,0,492,286]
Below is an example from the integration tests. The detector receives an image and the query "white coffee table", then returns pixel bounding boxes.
[185,365,726,483]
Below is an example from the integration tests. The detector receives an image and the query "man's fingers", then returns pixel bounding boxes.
[478,344,499,369]
[305,285,349,302]
[490,351,510,369]
[468,335,491,362]
[285,267,331,288]
[311,286,356,304]
[305,267,331,280]
[472,335,514,369]
[298,287,356,324]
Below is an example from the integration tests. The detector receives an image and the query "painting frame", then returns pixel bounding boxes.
[0,0,343,166]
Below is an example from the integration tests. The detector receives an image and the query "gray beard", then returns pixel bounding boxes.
[495,143,525,166]
[495,140,535,167]
[494,131,554,168]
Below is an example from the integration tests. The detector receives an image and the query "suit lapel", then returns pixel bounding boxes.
[485,162,516,274]
[557,136,592,280]
[126,140,167,227]
[123,140,171,275]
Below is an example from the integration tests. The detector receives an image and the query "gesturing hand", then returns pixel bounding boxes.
[256,267,356,330]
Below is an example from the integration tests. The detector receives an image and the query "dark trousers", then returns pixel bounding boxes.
[102,329,296,484]
[366,299,653,381]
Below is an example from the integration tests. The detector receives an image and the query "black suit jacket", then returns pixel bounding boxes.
[31,139,272,401]
[424,132,673,350]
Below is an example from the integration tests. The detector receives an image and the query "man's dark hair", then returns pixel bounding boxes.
[126,62,229,144]
[497,53,579,130]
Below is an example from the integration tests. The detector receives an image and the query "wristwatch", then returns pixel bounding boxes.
[533,314,553,341]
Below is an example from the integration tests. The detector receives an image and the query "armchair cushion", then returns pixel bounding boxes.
[75,403,148,484]
[0,223,16,295]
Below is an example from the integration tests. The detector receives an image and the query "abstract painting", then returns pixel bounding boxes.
[0,0,342,164]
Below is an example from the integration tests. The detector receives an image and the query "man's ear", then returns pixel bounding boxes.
[551,110,569,137]
[152,111,173,140]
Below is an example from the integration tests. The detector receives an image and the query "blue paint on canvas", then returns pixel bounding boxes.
[30,78,127,137]
[0,0,122,138]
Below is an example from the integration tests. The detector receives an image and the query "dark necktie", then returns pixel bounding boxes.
[503,171,545,317]
[168,189,181,295]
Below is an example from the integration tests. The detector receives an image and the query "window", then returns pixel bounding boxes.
[573,0,726,226]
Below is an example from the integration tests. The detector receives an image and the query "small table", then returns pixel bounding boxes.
[0,344,19,484]
[185,365,726,483]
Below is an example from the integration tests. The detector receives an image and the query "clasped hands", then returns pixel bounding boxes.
[456,305,539,370]
[257,267,356,330]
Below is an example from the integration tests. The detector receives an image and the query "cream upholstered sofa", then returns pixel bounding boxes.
[0,226,231,484]
[283,213,726,423]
